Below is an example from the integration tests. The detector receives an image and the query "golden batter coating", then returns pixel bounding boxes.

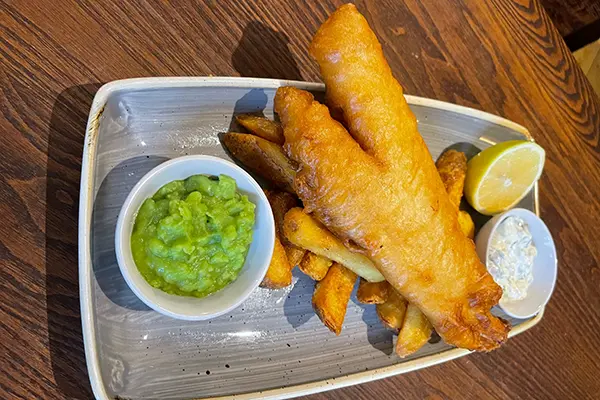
[436,150,468,210]
[274,4,509,351]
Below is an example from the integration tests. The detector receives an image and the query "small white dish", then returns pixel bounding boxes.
[476,208,557,319]
[115,155,275,320]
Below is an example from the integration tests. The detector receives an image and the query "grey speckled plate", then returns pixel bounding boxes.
[79,77,541,400]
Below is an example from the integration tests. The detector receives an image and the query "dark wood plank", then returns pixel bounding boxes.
[1,0,599,399]
[539,0,600,37]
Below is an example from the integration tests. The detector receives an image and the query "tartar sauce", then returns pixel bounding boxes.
[488,216,537,301]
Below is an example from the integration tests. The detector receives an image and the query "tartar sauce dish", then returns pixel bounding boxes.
[476,208,557,319]
[487,216,537,301]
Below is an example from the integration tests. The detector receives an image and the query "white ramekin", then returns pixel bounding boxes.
[115,155,275,320]
[476,208,557,319]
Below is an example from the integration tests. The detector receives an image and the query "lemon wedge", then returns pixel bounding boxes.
[464,140,545,215]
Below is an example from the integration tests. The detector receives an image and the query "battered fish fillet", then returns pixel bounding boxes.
[274,4,509,351]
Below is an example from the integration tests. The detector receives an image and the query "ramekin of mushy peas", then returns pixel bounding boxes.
[115,155,274,320]
[131,174,256,298]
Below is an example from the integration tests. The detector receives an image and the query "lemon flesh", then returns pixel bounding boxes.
[464,140,545,215]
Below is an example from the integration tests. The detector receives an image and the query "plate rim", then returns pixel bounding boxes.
[79,76,542,400]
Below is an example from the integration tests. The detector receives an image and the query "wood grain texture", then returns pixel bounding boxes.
[1,0,599,399]
[539,0,600,37]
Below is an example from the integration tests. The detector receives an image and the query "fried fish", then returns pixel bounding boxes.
[274,4,509,351]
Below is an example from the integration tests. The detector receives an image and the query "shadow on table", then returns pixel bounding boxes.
[45,84,102,399]
[232,20,303,81]
[225,21,318,187]
[91,156,166,311]
[228,19,300,132]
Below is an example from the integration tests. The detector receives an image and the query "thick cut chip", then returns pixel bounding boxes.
[312,263,358,335]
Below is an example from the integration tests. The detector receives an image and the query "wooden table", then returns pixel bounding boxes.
[2,1,599,399]
[539,0,600,39]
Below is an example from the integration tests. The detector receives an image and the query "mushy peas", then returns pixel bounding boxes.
[131,174,255,297]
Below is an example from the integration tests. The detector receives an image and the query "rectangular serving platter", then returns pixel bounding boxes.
[79,77,541,400]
